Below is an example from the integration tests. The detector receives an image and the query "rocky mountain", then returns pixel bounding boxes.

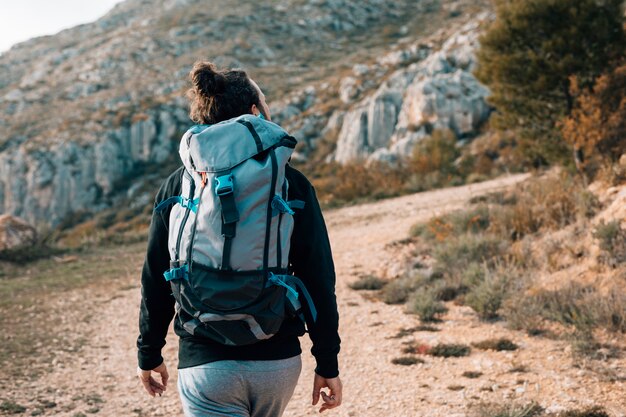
[329,16,492,164]
[0,0,491,227]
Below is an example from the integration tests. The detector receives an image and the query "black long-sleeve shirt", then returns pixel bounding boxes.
[137,164,341,378]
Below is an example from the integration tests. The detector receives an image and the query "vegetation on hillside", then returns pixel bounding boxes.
[474,0,625,167]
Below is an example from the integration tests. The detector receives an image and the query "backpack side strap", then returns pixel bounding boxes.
[267,273,318,329]
[215,172,240,270]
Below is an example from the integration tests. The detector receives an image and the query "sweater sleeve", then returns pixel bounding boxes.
[136,168,182,370]
[288,168,341,378]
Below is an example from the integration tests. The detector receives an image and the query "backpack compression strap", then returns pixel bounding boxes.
[215,172,240,270]
[267,273,318,328]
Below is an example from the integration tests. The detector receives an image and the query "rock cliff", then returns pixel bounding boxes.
[0,0,490,227]
[331,15,492,164]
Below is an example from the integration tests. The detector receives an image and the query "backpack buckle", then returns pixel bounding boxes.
[215,174,234,196]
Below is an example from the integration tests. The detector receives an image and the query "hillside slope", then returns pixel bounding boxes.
[0,0,490,227]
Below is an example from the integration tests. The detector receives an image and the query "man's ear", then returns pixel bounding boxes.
[250,103,259,116]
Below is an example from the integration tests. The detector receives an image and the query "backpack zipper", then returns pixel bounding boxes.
[174,171,195,264]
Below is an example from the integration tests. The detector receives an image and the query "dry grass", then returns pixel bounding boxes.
[348,275,387,291]
[380,272,429,305]
[0,242,145,380]
[429,343,471,358]
[470,402,543,417]
[405,172,618,344]
[593,220,626,266]
[406,287,448,322]
[391,356,425,366]
[472,338,519,351]
[503,284,626,335]
[462,371,483,378]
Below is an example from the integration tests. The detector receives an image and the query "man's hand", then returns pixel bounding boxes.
[312,373,343,413]
[137,362,169,397]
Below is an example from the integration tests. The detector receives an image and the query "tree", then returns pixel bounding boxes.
[561,63,626,177]
[475,0,625,166]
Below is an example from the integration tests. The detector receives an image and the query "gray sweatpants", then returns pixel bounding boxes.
[177,355,302,417]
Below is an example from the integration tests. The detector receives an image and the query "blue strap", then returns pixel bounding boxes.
[288,200,305,210]
[163,264,189,281]
[155,196,199,214]
[268,273,317,323]
[271,195,295,216]
[267,273,301,312]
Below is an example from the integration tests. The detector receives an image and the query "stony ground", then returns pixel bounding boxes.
[4,173,626,417]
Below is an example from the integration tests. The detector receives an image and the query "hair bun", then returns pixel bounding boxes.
[191,62,226,98]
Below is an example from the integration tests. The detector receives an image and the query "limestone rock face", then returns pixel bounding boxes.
[0,0,428,227]
[0,107,188,226]
[331,14,493,164]
[0,0,492,227]
[0,214,37,251]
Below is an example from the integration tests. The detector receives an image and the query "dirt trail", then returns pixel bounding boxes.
[9,172,626,417]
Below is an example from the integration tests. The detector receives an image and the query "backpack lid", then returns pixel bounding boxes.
[180,114,296,173]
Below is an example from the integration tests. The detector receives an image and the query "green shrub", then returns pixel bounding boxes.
[593,220,626,266]
[557,406,610,417]
[465,269,511,320]
[462,371,483,378]
[502,284,626,335]
[460,262,486,288]
[380,272,429,305]
[391,325,440,339]
[407,287,448,322]
[433,234,507,278]
[470,402,543,417]
[0,400,27,414]
[410,206,491,242]
[409,129,460,177]
[391,356,425,366]
[472,338,519,351]
[0,241,65,264]
[488,174,599,240]
[348,275,386,291]
[429,343,471,358]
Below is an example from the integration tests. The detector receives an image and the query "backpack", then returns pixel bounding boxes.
[155,114,317,346]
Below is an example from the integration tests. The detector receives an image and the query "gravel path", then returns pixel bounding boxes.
[8,172,626,417]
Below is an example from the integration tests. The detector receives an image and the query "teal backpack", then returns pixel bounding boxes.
[155,114,317,346]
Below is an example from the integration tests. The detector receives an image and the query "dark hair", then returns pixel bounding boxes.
[187,61,260,124]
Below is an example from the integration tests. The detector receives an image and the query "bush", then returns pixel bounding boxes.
[503,284,626,334]
[465,267,513,320]
[380,272,429,305]
[0,240,65,264]
[348,275,386,291]
[462,371,483,379]
[409,129,460,178]
[475,0,625,166]
[557,406,610,417]
[488,173,599,240]
[429,343,471,358]
[308,161,410,207]
[593,220,626,266]
[391,356,424,366]
[470,402,543,417]
[407,287,448,322]
[562,64,626,177]
[0,400,27,414]
[472,338,519,351]
[411,206,491,242]
[433,234,507,275]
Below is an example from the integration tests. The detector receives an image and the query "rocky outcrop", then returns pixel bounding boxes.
[0,214,37,251]
[0,106,189,226]
[1,0,439,227]
[0,0,489,227]
[331,15,492,164]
